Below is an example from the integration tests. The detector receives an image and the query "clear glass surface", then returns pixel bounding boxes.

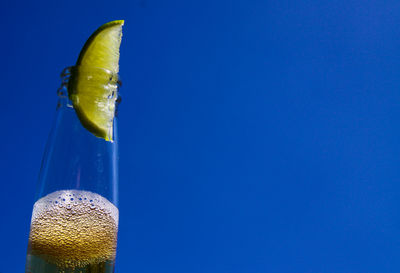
[25,67,120,273]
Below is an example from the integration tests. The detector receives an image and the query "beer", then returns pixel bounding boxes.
[26,190,118,272]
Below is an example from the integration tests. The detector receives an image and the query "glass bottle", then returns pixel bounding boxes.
[25,66,120,273]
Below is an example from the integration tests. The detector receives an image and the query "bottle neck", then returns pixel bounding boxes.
[35,66,120,205]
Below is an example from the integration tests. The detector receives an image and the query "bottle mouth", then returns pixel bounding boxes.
[60,66,122,88]
[57,66,122,110]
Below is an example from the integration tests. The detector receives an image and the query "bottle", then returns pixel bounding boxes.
[25,66,120,273]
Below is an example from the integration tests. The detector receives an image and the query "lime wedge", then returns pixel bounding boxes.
[68,20,124,141]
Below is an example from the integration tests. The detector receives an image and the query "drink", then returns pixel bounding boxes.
[26,190,118,273]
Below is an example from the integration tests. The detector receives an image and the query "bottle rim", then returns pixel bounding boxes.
[57,66,122,109]
[60,66,122,87]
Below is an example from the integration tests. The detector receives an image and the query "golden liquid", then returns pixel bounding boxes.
[27,190,118,270]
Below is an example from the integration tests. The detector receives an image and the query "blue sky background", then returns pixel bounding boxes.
[2,0,400,272]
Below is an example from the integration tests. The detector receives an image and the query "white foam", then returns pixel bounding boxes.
[32,190,119,225]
